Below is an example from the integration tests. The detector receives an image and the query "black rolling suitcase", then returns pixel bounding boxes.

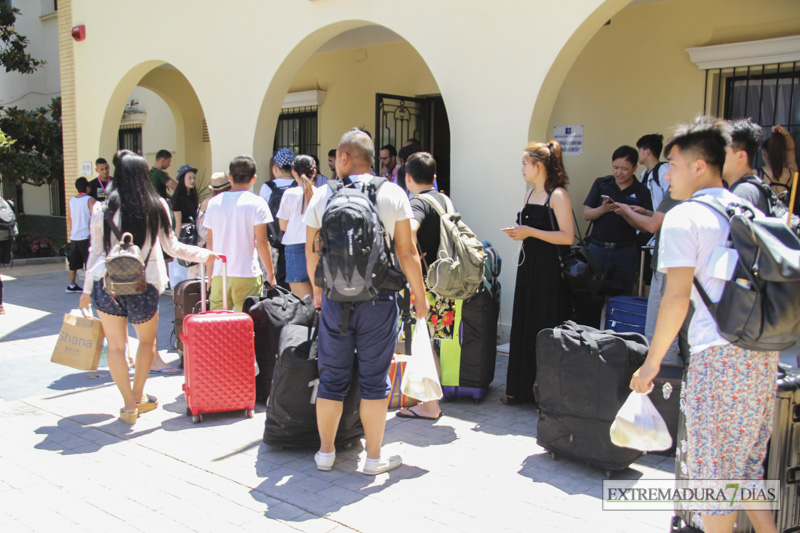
[173,277,205,366]
[242,284,315,403]
[649,364,683,457]
[263,317,363,448]
[671,365,800,532]
[534,321,648,477]
[441,241,501,402]
[440,285,499,402]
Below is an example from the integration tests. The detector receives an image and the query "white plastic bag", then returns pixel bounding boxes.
[400,319,443,402]
[610,391,672,451]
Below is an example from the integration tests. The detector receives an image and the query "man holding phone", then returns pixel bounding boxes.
[581,145,652,327]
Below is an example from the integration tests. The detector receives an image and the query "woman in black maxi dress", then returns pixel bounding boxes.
[501,141,574,405]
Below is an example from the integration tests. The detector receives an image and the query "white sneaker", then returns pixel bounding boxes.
[361,455,402,475]
[314,451,335,471]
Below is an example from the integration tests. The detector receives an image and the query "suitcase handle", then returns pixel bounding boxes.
[788,466,800,485]
[200,254,228,312]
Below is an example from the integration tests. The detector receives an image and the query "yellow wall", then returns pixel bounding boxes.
[548,0,800,226]
[270,40,439,184]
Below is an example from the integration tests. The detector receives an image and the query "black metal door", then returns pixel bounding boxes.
[375,93,430,162]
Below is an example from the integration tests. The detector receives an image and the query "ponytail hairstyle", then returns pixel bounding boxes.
[763,133,786,178]
[103,151,172,253]
[523,140,569,193]
[291,155,317,214]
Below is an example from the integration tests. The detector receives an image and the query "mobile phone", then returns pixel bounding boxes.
[601,195,614,202]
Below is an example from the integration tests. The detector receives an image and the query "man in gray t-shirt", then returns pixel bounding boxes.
[725,119,770,215]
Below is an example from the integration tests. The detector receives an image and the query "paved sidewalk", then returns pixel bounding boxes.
[0,264,784,532]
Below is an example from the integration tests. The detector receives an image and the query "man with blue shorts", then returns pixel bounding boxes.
[304,129,429,475]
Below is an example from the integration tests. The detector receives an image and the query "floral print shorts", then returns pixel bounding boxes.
[678,343,778,515]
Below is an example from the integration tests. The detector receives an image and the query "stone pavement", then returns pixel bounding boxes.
[0,263,795,533]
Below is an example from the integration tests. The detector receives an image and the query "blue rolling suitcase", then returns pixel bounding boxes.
[604,296,647,335]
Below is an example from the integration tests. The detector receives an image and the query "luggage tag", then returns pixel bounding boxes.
[706,245,738,280]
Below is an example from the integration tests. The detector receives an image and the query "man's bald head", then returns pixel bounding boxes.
[337,129,374,168]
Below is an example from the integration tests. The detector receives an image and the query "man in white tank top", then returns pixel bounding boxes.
[67,177,96,292]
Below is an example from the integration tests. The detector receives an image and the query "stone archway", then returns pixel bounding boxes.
[99,62,212,197]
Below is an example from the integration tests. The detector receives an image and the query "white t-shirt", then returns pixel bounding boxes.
[69,195,93,240]
[658,187,760,354]
[258,178,296,205]
[276,186,317,245]
[641,163,670,212]
[203,190,273,277]
[303,174,413,238]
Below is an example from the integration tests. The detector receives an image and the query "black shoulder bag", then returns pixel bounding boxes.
[545,189,604,296]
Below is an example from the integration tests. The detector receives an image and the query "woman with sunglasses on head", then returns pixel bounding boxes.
[79,151,215,424]
[501,141,574,405]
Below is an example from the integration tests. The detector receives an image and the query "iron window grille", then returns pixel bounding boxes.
[273,106,319,158]
[703,61,799,165]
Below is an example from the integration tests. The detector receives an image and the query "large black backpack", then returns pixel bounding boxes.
[265,180,296,248]
[688,196,800,352]
[730,174,800,237]
[315,176,405,332]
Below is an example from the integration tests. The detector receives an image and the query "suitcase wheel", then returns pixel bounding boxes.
[473,399,480,404]
[192,413,203,424]
[604,470,613,480]
[245,408,254,418]
[185,407,191,417]
[547,450,558,461]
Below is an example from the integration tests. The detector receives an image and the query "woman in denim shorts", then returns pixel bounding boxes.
[80,151,214,424]
[276,155,317,298]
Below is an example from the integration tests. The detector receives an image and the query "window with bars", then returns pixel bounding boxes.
[118,125,143,156]
[49,176,64,216]
[703,62,799,159]
[273,106,319,158]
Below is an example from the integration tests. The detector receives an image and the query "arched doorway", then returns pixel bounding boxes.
[253,23,451,193]
[99,63,212,199]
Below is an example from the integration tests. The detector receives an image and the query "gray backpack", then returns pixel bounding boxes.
[315,177,404,331]
[417,192,486,300]
[103,210,152,296]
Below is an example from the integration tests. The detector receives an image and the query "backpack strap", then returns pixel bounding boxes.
[365,175,388,204]
[416,191,451,216]
[103,207,154,267]
[643,162,666,188]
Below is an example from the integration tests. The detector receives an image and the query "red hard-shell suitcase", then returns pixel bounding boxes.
[181,256,256,423]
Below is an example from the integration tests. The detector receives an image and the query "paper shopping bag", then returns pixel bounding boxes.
[51,312,105,371]
[388,354,419,409]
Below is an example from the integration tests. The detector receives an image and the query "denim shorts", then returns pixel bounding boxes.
[284,243,310,283]
[92,279,159,324]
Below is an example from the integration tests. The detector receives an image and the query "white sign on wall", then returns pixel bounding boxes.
[553,125,584,156]
[80,161,92,177]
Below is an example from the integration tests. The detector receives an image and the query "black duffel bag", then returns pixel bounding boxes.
[242,283,315,402]
[534,321,648,474]
[264,316,363,448]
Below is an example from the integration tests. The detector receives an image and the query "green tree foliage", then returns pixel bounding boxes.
[0,4,61,187]
[0,98,63,187]
[0,3,45,74]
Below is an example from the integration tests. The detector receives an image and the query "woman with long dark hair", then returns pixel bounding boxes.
[759,125,798,212]
[79,151,214,424]
[276,154,316,298]
[501,141,574,405]
[171,164,200,231]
